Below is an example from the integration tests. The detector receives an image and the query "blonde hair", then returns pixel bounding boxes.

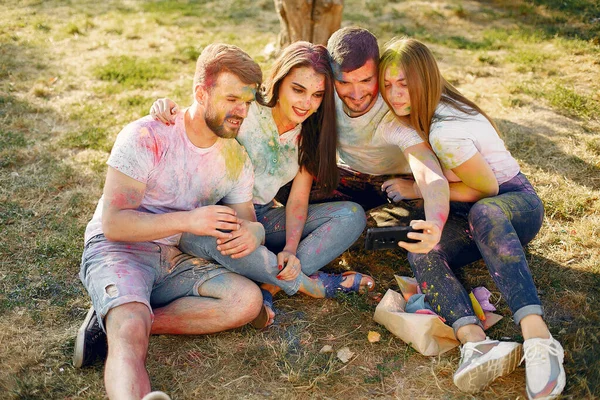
[379,37,499,141]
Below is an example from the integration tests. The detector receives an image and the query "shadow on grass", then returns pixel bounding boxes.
[350,228,600,397]
[431,250,600,397]
[528,253,600,397]
[498,118,600,192]
[377,0,600,51]
[0,45,93,318]
[524,0,600,41]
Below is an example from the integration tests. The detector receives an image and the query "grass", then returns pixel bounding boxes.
[0,0,599,399]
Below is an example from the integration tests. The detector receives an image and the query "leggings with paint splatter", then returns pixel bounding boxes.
[408,172,545,335]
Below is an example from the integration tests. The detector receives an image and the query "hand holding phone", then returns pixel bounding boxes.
[364,225,423,250]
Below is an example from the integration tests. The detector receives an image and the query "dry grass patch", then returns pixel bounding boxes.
[1,0,599,398]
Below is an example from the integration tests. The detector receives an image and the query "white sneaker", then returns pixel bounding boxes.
[522,336,565,399]
[453,337,523,393]
[142,391,171,400]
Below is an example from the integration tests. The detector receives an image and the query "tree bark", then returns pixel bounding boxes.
[274,0,343,48]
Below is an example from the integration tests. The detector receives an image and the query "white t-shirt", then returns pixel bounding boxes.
[237,102,302,205]
[429,103,520,185]
[84,113,254,245]
[336,93,423,175]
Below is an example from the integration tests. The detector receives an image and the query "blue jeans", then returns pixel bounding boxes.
[255,201,366,276]
[408,172,545,334]
[80,235,230,332]
[178,201,366,294]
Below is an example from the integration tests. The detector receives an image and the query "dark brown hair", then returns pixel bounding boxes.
[327,27,380,77]
[261,41,338,191]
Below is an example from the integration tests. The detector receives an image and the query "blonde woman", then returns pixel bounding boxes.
[378,37,565,399]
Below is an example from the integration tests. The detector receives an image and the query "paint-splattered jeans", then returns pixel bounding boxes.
[179,201,366,294]
[255,200,367,276]
[408,172,545,335]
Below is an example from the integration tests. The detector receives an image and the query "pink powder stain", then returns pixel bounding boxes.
[110,188,141,209]
[139,127,160,162]
[114,265,130,280]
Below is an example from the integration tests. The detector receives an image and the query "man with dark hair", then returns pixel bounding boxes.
[73,43,265,400]
[327,26,380,79]
[296,26,450,254]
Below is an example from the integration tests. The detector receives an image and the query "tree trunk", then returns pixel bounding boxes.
[274,0,343,48]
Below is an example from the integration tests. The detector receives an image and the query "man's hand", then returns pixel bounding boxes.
[216,220,264,259]
[382,177,420,202]
[187,205,241,240]
[276,250,301,281]
[150,98,178,125]
[397,220,442,254]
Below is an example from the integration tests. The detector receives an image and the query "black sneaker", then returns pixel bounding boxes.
[73,306,108,368]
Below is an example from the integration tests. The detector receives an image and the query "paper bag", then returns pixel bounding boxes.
[373,289,459,356]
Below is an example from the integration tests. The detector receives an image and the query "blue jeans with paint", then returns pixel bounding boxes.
[255,200,366,276]
[178,201,366,294]
[408,172,545,335]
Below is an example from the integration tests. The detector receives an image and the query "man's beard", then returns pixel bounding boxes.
[205,104,243,139]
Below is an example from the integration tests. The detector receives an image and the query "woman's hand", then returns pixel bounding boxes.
[150,98,179,125]
[276,250,302,281]
[397,220,442,254]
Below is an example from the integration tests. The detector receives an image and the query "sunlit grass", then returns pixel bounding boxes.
[1,0,599,398]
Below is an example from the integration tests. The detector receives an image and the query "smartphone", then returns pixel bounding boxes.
[364,226,422,250]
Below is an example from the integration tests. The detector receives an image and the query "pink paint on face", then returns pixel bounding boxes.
[383,65,411,117]
[334,59,379,117]
[273,66,325,130]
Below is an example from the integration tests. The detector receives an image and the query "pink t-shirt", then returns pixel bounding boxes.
[84,113,254,245]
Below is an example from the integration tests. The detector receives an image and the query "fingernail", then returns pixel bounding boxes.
[278,265,283,270]
[276,276,282,280]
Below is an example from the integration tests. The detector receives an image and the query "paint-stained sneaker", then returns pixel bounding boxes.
[142,391,171,400]
[453,337,522,393]
[73,306,107,368]
[522,336,565,399]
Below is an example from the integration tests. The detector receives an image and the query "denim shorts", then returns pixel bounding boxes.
[80,235,230,332]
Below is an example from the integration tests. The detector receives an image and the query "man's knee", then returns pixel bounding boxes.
[105,302,152,346]
[221,277,263,326]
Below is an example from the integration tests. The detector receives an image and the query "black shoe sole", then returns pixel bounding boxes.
[73,307,97,368]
